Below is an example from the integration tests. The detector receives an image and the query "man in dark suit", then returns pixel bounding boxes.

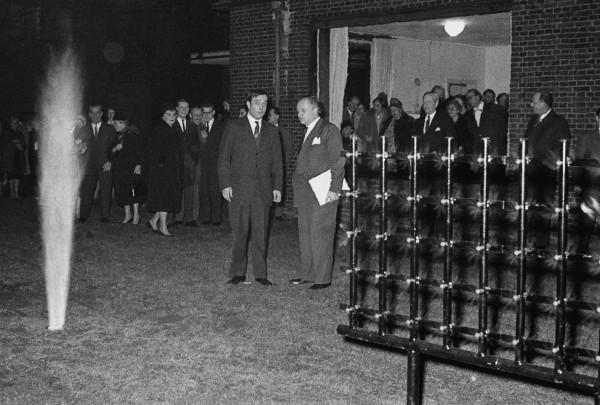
[196,102,224,225]
[341,96,360,129]
[525,92,571,206]
[292,96,346,290]
[413,92,456,237]
[218,90,283,285]
[174,99,200,226]
[464,89,507,157]
[77,104,117,223]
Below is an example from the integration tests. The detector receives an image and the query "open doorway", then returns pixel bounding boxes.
[316,10,511,124]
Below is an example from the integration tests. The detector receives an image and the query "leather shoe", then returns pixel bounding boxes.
[289,278,309,285]
[101,217,109,223]
[225,276,245,285]
[309,283,331,290]
[185,221,198,227]
[255,278,273,286]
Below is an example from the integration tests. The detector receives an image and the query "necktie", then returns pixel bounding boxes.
[424,115,430,134]
[181,119,186,132]
[254,121,260,138]
[93,124,98,137]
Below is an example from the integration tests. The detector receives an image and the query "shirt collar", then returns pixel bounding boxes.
[247,114,261,129]
[539,109,551,122]
[304,117,320,141]
[426,111,436,120]
[475,101,484,111]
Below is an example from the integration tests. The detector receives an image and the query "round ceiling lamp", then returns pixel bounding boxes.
[444,20,466,37]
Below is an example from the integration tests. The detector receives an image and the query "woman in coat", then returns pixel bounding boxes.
[146,103,184,236]
[110,112,145,224]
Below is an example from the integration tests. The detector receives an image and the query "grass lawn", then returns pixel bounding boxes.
[0,198,593,404]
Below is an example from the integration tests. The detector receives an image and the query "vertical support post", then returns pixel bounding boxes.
[595,327,600,405]
[348,134,359,328]
[406,346,423,405]
[376,136,388,334]
[407,136,423,405]
[553,139,569,373]
[441,137,454,349]
[514,138,528,365]
[477,137,490,357]
[408,136,420,342]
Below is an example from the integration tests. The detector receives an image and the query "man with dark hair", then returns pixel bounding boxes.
[483,88,496,105]
[496,92,509,111]
[218,90,283,285]
[195,102,224,225]
[342,96,360,129]
[174,99,200,226]
[292,96,345,290]
[77,103,116,223]
[387,97,415,154]
[464,88,507,157]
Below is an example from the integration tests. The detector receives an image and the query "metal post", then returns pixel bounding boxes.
[348,134,359,328]
[408,136,420,342]
[376,136,388,334]
[477,137,490,357]
[441,137,454,349]
[514,138,528,365]
[553,139,569,373]
[407,346,423,405]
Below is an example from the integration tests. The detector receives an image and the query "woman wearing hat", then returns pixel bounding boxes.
[146,103,184,236]
[110,112,145,224]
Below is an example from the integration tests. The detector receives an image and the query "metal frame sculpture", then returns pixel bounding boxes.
[338,135,600,404]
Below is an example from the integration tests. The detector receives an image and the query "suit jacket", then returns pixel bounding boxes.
[341,107,359,129]
[464,102,507,156]
[293,118,346,209]
[76,122,117,171]
[199,119,224,169]
[524,109,571,169]
[413,110,456,154]
[218,117,283,205]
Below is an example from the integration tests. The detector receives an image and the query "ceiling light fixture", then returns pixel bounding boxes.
[444,20,466,37]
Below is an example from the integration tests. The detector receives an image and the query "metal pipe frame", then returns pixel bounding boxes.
[514,138,528,365]
[477,138,491,356]
[554,139,570,373]
[338,136,600,404]
[441,137,454,349]
[376,136,389,334]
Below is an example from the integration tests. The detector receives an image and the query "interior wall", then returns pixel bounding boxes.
[371,37,511,114]
[484,46,511,94]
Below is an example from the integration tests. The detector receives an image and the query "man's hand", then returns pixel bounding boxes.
[133,165,141,175]
[273,190,281,203]
[222,187,233,202]
[325,191,339,203]
[102,162,112,172]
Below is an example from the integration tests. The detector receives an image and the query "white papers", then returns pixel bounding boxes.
[309,170,350,206]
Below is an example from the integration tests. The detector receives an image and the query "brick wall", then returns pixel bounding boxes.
[227,0,600,206]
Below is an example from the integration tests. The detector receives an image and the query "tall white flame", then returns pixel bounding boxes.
[38,50,83,331]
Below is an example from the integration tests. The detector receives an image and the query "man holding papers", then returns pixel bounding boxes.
[292,97,346,289]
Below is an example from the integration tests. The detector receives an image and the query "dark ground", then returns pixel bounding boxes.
[0,198,594,404]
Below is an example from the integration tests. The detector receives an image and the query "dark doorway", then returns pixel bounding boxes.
[344,39,370,108]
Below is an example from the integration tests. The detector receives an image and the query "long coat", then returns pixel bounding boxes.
[111,127,145,206]
[145,121,184,213]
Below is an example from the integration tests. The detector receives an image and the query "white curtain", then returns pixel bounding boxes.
[328,27,348,129]
[370,38,395,103]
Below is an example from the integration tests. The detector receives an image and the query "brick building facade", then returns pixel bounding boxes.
[221,0,600,206]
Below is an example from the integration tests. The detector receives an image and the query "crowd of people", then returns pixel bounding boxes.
[3,84,600,287]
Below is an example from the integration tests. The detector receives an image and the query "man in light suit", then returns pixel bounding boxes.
[77,104,117,223]
[218,90,283,285]
[292,96,346,290]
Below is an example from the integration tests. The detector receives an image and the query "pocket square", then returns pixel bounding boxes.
[311,137,321,145]
[434,127,441,132]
